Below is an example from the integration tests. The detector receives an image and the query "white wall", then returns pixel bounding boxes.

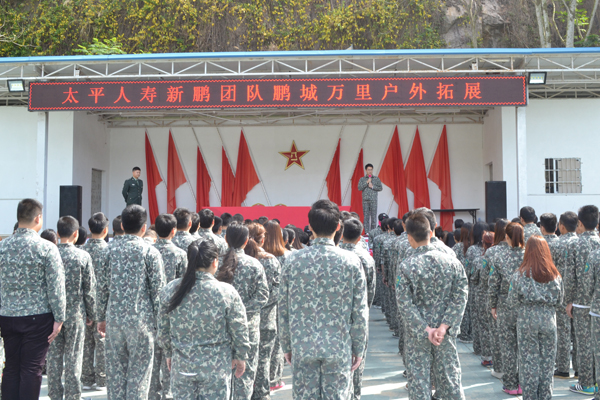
[108,124,485,229]
[525,99,600,217]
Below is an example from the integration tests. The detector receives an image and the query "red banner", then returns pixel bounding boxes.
[29,76,527,111]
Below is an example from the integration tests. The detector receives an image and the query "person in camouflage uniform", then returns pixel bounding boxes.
[97,205,166,400]
[216,223,269,400]
[368,213,387,250]
[0,199,66,400]
[396,211,468,400]
[340,218,376,400]
[508,236,563,400]
[520,206,542,244]
[48,216,97,400]
[189,213,201,240]
[381,218,399,333]
[465,222,487,361]
[588,240,600,400]
[370,214,388,308]
[243,223,281,400]
[197,209,229,257]
[553,212,579,378]
[157,239,250,399]
[81,212,110,390]
[488,222,525,394]
[171,208,195,252]
[565,205,600,394]
[372,219,391,315]
[358,164,383,232]
[454,224,472,343]
[150,214,189,400]
[280,200,368,400]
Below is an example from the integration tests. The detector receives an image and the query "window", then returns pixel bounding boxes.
[545,158,582,194]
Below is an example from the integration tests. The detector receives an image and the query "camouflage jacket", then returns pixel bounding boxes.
[587,249,600,315]
[452,243,467,269]
[396,244,468,338]
[381,234,400,282]
[97,235,166,326]
[279,237,368,359]
[553,232,578,305]
[172,231,194,253]
[358,236,369,252]
[275,250,291,270]
[197,228,228,256]
[389,233,408,284]
[488,243,524,308]
[256,253,281,331]
[508,271,563,310]
[340,242,376,307]
[523,223,543,244]
[357,175,383,202]
[466,245,484,285]
[157,271,250,370]
[368,226,383,249]
[57,243,96,322]
[230,249,269,330]
[154,239,188,283]
[372,231,390,268]
[0,228,66,322]
[566,231,600,306]
[430,236,456,258]
[544,234,561,265]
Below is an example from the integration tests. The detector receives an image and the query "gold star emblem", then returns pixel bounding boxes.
[279,141,309,170]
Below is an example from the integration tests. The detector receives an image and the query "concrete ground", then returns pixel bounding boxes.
[39,307,585,400]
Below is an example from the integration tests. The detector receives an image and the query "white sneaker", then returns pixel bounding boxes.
[82,385,93,390]
[491,370,504,379]
[92,384,107,391]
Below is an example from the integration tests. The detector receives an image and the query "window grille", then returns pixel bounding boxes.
[544,158,582,194]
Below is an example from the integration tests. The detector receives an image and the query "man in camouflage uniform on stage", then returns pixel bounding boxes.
[171,208,195,252]
[340,218,375,400]
[396,211,468,400]
[48,216,96,400]
[280,200,368,400]
[81,212,110,390]
[97,205,166,400]
[358,164,383,232]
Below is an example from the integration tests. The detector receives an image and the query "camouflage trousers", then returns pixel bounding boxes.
[497,297,519,390]
[590,316,600,400]
[373,268,384,308]
[573,307,596,387]
[269,334,284,388]
[47,319,85,400]
[149,340,171,400]
[556,306,573,374]
[105,323,154,400]
[171,366,231,400]
[252,329,276,400]
[404,334,465,400]
[490,311,503,374]
[352,334,369,400]
[81,321,106,387]
[387,282,398,332]
[517,306,556,400]
[362,201,377,233]
[457,294,472,342]
[382,283,392,326]
[469,284,481,356]
[475,287,492,359]
[232,322,259,400]
[292,356,352,400]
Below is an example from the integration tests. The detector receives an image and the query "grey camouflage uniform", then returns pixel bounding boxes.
[372,232,389,314]
[279,237,368,400]
[150,238,188,400]
[158,271,250,400]
[396,244,468,400]
[197,228,228,257]
[381,233,399,331]
[523,223,543,244]
[340,242,375,400]
[482,243,506,373]
[587,248,600,400]
[508,270,563,400]
[368,226,383,250]
[270,251,291,389]
[553,231,578,374]
[566,231,600,388]
[369,227,385,307]
[488,243,524,390]
[453,243,471,342]
[171,231,194,253]
[358,175,383,232]
[466,245,489,358]
[81,239,108,388]
[252,253,281,400]
[48,243,96,400]
[228,249,269,400]
[97,234,166,400]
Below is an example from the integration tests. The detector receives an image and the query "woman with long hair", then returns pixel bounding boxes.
[216,223,269,400]
[482,218,509,380]
[508,236,563,400]
[455,223,472,342]
[488,222,525,395]
[244,223,282,400]
[466,221,487,357]
[262,221,291,391]
[157,239,250,399]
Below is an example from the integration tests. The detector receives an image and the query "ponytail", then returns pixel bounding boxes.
[216,223,249,284]
[505,222,525,248]
[244,222,267,259]
[168,239,218,313]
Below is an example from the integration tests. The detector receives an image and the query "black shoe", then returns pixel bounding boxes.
[403,370,407,378]
[554,370,571,379]
[574,371,579,377]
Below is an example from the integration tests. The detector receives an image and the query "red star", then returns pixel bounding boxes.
[279,141,309,170]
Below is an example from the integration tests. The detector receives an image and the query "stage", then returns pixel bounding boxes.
[209,206,351,229]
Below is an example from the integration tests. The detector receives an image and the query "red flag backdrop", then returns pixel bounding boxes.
[405,128,431,209]
[167,131,187,213]
[428,125,455,231]
[232,131,260,206]
[325,138,342,205]
[350,149,365,222]
[144,133,163,223]
[221,147,235,207]
[196,147,211,211]
[379,126,409,217]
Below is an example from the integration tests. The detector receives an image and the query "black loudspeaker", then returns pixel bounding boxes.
[485,181,507,223]
[60,185,83,225]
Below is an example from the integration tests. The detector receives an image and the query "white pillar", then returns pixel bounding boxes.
[516,107,527,211]
[36,112,49,228]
